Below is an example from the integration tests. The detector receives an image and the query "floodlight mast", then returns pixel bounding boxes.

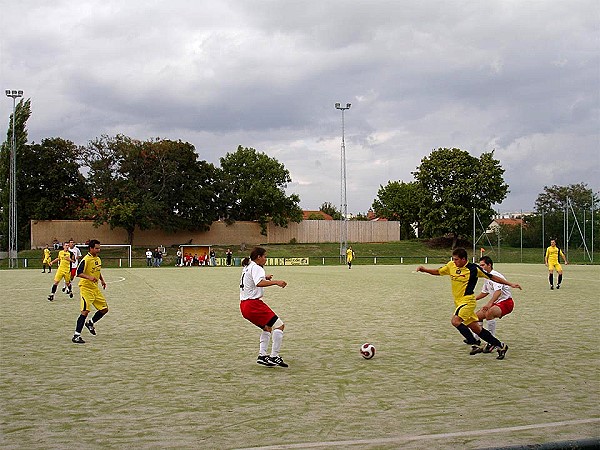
[335,102,351,262]
[5,89,23,268]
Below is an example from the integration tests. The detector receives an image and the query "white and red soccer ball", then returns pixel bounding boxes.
[360,343,375,359]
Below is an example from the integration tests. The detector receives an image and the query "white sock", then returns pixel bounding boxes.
[487,319,497,336]
[259,331,271,356]
[271,329,284,357]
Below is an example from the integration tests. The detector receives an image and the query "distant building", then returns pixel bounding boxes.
[302,210,333,220]
[488,218,524,232]
[366,209,388,221]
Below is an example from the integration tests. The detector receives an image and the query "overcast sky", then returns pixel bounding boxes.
[1,0,598,214]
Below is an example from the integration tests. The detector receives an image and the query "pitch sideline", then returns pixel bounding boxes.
[237,418,600,450]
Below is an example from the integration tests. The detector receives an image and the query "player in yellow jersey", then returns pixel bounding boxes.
[545,239,568,290]
[346,246,355,269]
[72,239,108,344]
[48,242,75,301]
[417,248,522,360]
[42,245,52,273]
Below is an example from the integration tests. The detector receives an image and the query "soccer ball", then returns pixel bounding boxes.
[360,343,375,359]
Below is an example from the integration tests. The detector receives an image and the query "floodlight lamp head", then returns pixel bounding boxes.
[5,90,10,96]
[335,102,341,109]
[346,103,351,108]
[17,90,23,96]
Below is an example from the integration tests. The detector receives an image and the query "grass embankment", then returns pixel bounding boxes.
[7,240,595,268]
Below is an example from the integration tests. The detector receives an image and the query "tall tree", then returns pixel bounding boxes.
[220,146,303,234]
[21,138,90,245]
[0,98,32,248]
[319,202,342,220]
[80,135,222,244]
[534,183,598,212]
[371,180,423,239]
[413,148,509,247]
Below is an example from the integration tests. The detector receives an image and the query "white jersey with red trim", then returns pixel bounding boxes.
[69,246,82,269]
[481,269,512,303]
[240,261,266,300]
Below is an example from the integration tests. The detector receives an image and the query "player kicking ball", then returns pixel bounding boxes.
[239,247,289,367]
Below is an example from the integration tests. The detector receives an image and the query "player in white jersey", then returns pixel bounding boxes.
[63,239,82,295]
[240,247,289,367]
[471,256,515,354]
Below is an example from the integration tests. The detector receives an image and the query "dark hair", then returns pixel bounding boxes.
[250,247,266,261]
[479,255,493,267]
[241,257,250,266]
[452,247,468,260]
[88,239,100,250]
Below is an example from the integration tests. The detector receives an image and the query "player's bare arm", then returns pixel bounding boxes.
[489,274,521,290]
[257,279,287,288]
[417,266,440,276]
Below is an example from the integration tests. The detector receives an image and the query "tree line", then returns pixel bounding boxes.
[1,98,598,249]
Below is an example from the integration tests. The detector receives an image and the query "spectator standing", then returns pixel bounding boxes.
[226,248,233,266]
[210,249,216,266]
[146,249,153,267]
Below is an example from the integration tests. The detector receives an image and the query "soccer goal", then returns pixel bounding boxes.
[76,244,132,268]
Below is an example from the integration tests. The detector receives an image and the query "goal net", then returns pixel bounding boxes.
[76,244,132,268]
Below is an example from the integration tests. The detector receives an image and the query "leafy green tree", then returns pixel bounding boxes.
[219,146,303,234]
[0,99,32,248]
[371,181,423,239]
[80,135,222,244]
[413,148,509,247]
[532,183,599,249]
[534,183,598,212]
[319,202,342,220]
[20,138,90,246]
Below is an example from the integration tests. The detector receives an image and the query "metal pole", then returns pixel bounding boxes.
[5,89,23,268]
[335,102,351,263]
[472,208,476,260]
[520,210,523,263]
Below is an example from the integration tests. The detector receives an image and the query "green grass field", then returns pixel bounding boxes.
[1,264,599,449]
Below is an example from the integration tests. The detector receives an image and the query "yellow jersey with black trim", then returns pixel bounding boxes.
[57,250,73,271]
[545,246,565,264]
[43,248,51,262]
[77,252,102,290]
[438,261,493,301]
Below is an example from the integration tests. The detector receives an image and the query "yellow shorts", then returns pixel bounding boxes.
[54,268,71,283]
[43,257,51,265]
[548,262,563,272]
[454,296,479,326]
[80,287,107,312]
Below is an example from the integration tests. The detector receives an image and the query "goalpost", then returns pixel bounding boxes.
[76,244,132,268]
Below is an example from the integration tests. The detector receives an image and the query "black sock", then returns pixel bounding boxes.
[91,311,105,323]
[549,273,553,286]
[558,274,562,285]
[76,314,86,333]
[477,328,502,347]
[456,323,478,345]
[51,284,57,294]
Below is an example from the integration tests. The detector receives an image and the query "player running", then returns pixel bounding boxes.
[42,245,52,273]
[240,247,289,367]
[48,242,75,301]
[470,256,516,354]
[417,248,522,360]
[71,239,109,344]
[62,239,81,295]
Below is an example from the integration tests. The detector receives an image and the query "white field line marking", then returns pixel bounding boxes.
[236,418,600,450]
[5,276,126,291]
